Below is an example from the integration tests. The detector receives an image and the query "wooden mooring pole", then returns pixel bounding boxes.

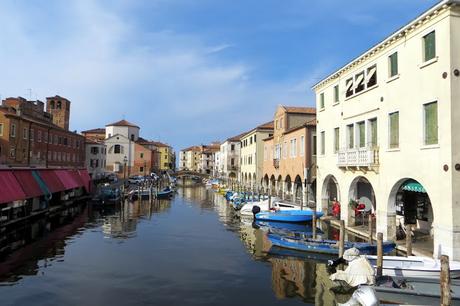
[339,220,345,258]
[406,224,412,257]
[312,211,317,239]
[368,214,373,244]
[441,255,451,306]
[376,232,383,277]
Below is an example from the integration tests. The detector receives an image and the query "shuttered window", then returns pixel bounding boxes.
[389,52,398,77]
[334,85,339,103]
[334,127,339,153]
[424,102,438,145]
[347,124,354,149]
[320,93,325,109]
[423,31,436,62]
[369,118,378,147]
[389,112,399,149]
[320,132,325,155]
[358,121,366,148]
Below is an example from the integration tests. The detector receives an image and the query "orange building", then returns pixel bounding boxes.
[81,128,106,142]
[262,106,316,204]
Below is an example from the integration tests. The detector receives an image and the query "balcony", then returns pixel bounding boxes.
[273,158,279,169]
[337,147,379,169]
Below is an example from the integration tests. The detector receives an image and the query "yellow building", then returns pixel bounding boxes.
[153,142,174,171]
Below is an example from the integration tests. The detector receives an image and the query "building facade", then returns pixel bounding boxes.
[240,121,274,187]
[220,134,243,181]
[85,139,107,180]
[262,106,316,203]
[313,0,460,259]
[0,96,85,168]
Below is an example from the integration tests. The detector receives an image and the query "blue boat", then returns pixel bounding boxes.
[255,220,323,236]
[268,233,396,255]
[255,210,324,223]
[157,187,173,199]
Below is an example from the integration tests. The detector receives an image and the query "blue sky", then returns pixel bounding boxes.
[0,0,438,151]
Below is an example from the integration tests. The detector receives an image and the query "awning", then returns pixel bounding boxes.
[54,170,81,190]
[402,181,426,193]
[78,169,91,192]
[13,170,43,198]
[0,171,27,204]
[37,170,65,193]
[68,170,84,187]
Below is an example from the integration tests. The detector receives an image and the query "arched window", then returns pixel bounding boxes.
[50,101,55,109]
[57,101,62,109]
[131,134,134,141]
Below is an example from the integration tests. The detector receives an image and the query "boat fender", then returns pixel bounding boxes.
[252,205,261,218]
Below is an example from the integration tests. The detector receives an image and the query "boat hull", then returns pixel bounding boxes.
[255,210,324,222]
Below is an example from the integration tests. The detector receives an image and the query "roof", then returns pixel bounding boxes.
[283,119,317,135]
[85,138,105,145]
[227,132,247,142]
[257,121,274,129]
[312,0,459,90]
[81,128,105,134]
[181,145,202,152]
[282,106,316,114]
[105,119,140,128]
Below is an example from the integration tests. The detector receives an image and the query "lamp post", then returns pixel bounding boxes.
[123,155,128,182]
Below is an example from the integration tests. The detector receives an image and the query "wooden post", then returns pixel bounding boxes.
[339,220,345,258]
[312,211,317,239]
[368,214,373,244]
[440,255,451,306]
[377,232,383,277]
[268,195,272,210]
[406,224,412,257]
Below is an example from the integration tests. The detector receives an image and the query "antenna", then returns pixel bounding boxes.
[26,88,32,100]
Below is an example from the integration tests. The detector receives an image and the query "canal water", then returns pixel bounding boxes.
[0,186,351,306]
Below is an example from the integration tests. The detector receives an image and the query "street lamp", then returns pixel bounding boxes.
[123,155,128,182]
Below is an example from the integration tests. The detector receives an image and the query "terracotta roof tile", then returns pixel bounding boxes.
[282,106,316,114]
[106,119,139,128]
[82,128,105,134]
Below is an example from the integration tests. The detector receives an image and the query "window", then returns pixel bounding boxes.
[312,135,317,156]
[54,135,58,144]
[366,65,377,88]
[23,128,27,140]
[290,138,297,157]
[389,112,399,149]
[250,137,253,145]
[0,124,3,136]
[231,158,235,166]
[114,144,121,154]
[30,129,34,141]
[283,141,287,158]
[355,72,365,93]
[11,124,16,137]
[347,124,354,149]
[300,136,305,156]
[231,144,235,151]
[424,102,438,145]
[369,118,378,147]
[10,148,15,158]
[38,130,42,142]
[334,85,339,103]
[140,166,144,173]
[140,152,144,158]
[91,147,99,154]
[320,131,325,155]
[389,52,398,77]
[130,134,134,141]
[254,135,256,142]
[423,31,436,62]
[334,127,340,153]
[357,121,366,148]
[346,78,354,97]
[320,93,325,109]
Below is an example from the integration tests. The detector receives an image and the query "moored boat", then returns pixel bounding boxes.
[255,209,324,222]
[157,187,173,199]
[240,199,297,216]
[268,233,396,255]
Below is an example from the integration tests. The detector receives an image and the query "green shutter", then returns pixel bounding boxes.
[334,128,339,152]
[425,102,438,145]
[390,53,398,77]
[389,112,399,148]
[320,93,325,109]
[358,122,365,147]
[334,85,339,102]
[424,31,436,61]
[321,132,325,155]
[348,125,354,149]
[370,119,377,147]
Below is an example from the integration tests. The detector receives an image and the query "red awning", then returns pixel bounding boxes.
[12,170,43,198]
[0,171,27,204]
[54,170,81,190]
[38,170,65,193]
[68,170,84,187]
[78,169,91,192]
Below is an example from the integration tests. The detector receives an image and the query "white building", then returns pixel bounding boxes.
[197,143,220,175]
[213,151,221,177]
[104,120,139,177]
[313,0,460,259]
[239,121,274,187]
[220,134,243,181]
[85,139,107,180]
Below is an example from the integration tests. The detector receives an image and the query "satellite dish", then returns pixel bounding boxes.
[359,196,373,212]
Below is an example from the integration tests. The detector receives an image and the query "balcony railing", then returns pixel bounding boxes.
[337,147,379,168]
[273,158,280,169]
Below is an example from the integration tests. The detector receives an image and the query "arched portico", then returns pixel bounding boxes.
[320,175,341,216]
[348,176,376,226]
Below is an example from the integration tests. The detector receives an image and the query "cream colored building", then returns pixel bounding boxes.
[239,121,274,187]
[313,0,460,259]
[220,134,244,181]
[179,146,201,171]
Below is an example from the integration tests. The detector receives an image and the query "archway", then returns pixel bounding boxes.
[348,176,376,226]
[248,173,252,188]
[321,175,340,217]
[285,175,292,200]
[244,173,248,185]
[270,175,276,195]
[277,175,283,197]
[388,178,434,255]
[263,174,269,190]
[294,175,303,203]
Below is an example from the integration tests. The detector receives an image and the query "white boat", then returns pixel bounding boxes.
[240,198,298,216]
[366,255,460,279]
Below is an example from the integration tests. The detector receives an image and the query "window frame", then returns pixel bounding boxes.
[388,111,400,149]
[423,101,438,146]
[423,30,436,63]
